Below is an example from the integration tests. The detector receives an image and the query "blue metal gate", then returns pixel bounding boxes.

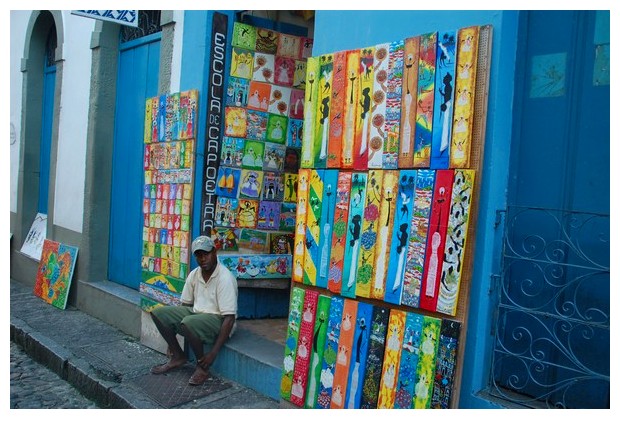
[488,11,610,408]
[108,33,160,288]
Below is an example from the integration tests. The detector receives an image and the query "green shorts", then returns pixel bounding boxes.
[151,306,223,344]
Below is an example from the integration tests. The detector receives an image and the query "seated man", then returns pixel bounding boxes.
[150,235,238,386]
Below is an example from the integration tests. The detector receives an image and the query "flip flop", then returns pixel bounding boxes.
[150,360,185,374]
[188,368,210,386]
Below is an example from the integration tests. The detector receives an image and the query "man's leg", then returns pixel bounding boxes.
[179,314,222,385]
[150,307,190,374]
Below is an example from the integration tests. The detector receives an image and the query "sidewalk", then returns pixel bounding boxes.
[9,278,290,409]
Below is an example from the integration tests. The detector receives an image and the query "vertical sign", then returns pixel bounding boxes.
[201,12,229,236]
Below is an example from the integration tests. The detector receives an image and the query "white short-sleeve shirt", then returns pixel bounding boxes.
[180,262,238,316]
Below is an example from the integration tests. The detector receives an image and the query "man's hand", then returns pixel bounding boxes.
[197,352,215,369]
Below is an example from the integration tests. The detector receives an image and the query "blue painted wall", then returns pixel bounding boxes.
[313,10,520,408]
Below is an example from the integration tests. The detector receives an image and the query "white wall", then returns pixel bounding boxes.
[9,11,29,214]
[52,11,95,233]
[9,11,94,234]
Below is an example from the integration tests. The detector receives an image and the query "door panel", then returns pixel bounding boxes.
[38,63,56,214]
[108,34,160,288]
[491,11,610,408]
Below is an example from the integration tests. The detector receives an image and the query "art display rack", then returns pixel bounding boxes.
[282,24,493,409]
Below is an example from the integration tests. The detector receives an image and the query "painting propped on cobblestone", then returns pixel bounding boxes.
[33,239,78,310]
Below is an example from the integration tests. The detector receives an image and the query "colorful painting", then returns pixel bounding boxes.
[279,202,297,232]
[450,26,479,169]
[436,169,475,316]
[292,169,310,283]
[241,140,265,170]
[277,33,301,59]
[257,200,281,230]
[353,46,375,170]
[327,50,347,168]
[270,232,294,254]
[359,306,390,408]
[341,50,360,169]
[226,76,250,107]
[179,90,198,140]
[304,294,331,408]
[263,142,286,172]
[281,287,306,401]
[219,136,244,168]
[370,170,400,300]
[283,173,298,202]
[399,36,420,168]
[238,228,269,253]
[219,254,291,278]
[267,85,292,116]
[214,196,239,228]
[367,43,390,169]
[384,170,417,304]
[430,319,461,409]
[382,39,404,169]
[232,22,257,50]
[274,56,296,87]
[341,172,367,298]
[300,56,319,168]
[247,81,272,111]
[290,289,319,407]
[224,106,247,138]
[412,316,441,408]
[289,89,305,121]
[413,32,438,168]
[214,167,241,198]
[211,227,240,252]
[293,60,307,90]
[430,31,457,170]
[419,169,454,312]
[316,296,344,408]
[303,169,325,286]
[144,95,153,142]
[301,37,314,58]
[401,169,436,308]
[237,198,259,228]
[327,171,352,294]
[377,309,406,408]
[230,47,254,80]
[141,270,185,295]
[238,169,264,199]
[355,169,384,298]
[287,118,304,148]
[33,239,78,309]
[256,27,279,54]
[330,298,358,409]
[252,52,275,84]
[316,169,339,289]
[344,301,373,409]
[394,312,425,408]
[245,109,269,141]
[314,53,334,168]
[266,114,288,144]
[262,171,284,201]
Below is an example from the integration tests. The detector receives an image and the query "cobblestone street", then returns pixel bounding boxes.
[10,342,100,409]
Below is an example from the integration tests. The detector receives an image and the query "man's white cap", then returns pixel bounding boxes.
[191,236,215,254]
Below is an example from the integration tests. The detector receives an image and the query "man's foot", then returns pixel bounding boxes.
[188,365,210,386]
[150,358,187,374]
